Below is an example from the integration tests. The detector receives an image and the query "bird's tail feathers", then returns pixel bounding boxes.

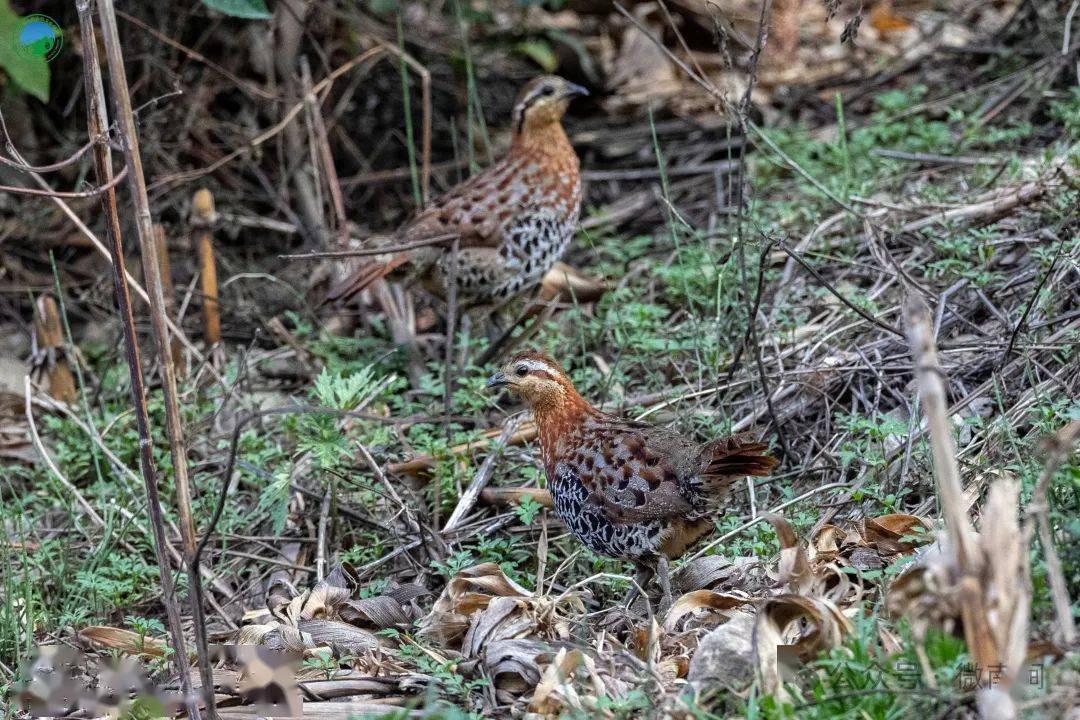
[697,435,778,496]
[323,254,410,306]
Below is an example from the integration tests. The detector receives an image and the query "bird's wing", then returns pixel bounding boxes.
[325,156,545,303]
[400,155,535,249]
[569,420,697,525]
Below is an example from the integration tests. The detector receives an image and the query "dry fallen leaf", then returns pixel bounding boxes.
[538,262,607,305]
[418,563,534,645]
[604,6,682,112]
[663,589,753,634]
[529,647,585,716]
[235,566,394,654]
[862,513,933,555]
[764,514,816,594]
[754,594,854,701]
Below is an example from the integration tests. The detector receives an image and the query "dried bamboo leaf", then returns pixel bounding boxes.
[77,626,169,658]
[754,594,854,700]
[297,619,381,654]
[418,563,533,645]
[764,514,815,594]
[863,513,933,555]
[233,622,310,653]
[663,590,753,633]
[528,647,585,716]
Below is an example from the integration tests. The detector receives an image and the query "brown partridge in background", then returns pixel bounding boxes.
[486,351,778,608]
[327,76,588,310]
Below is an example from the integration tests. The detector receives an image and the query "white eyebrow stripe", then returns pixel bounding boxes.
[519,358,556,373]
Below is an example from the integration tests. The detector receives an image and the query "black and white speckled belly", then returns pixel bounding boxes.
[549,463,665,560]
[492,208,576,300]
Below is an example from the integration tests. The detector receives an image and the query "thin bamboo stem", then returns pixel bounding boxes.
[154,224,184,372]
[92,0,216,714]
[73,2,201,718]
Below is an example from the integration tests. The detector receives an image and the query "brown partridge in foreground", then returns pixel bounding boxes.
[486,351,778,608]
[327,76,588,309]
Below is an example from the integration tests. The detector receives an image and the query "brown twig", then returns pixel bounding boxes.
[279,233,458,260]
[902,289,977,561]
[0,164,128,198]
[442,417,523,533]
[115,9,278,102]
[92,0,216,714]
[301,57,349,250]
[0,120,210,373]
[777,238,905,338]
[152,46,386,190]
[74,2,202,717]
[999,231,1067,367]
[0,132,104,173]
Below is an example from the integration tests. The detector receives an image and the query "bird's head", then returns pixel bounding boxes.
[486,350,581,410]
[511,76,589,137]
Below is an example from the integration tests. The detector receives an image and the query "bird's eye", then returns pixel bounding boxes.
[515,365,528,377]
[539,85,555,97]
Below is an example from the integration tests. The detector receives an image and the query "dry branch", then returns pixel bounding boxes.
[387,420,538,475]
[901,287,1032,718]
[0,163,129,198]
[0,122,212,374]
[443,418,524,533]
[479,487,553,509]
[902,290,977,562]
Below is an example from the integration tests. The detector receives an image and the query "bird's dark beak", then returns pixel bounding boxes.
[562,82,589,99]
[486,371,510,389]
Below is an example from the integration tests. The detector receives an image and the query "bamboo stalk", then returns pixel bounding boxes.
[191,188,221,346]
[73,3,201,718]
[91,0,216,715]
[33,295,77,404]
[903,288,1005,706]
[153,223,184,373]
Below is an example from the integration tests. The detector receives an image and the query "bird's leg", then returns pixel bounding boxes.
[623,562,655,610]
[656,556,674,614]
